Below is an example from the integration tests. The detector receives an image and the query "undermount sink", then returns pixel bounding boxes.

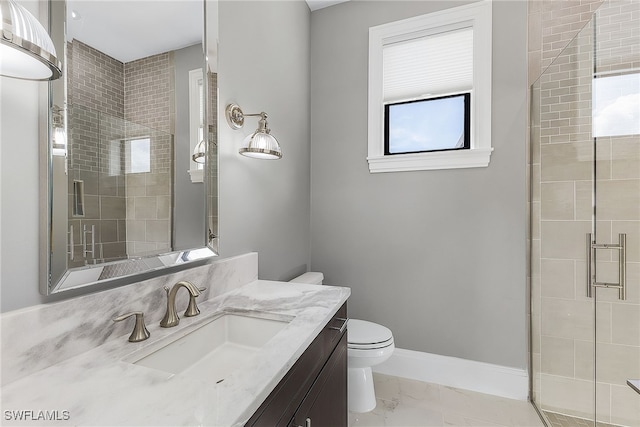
[125,311,292,382]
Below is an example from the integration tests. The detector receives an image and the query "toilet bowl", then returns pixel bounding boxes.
[289,272,394,413]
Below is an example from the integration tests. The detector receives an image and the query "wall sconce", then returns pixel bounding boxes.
[225,103,282,160]
[0,0,62,80]
[192,136,205,163]
[192,125,216,164]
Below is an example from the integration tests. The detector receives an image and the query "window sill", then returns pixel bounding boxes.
[367,147,493,173]
[188,169,204,183]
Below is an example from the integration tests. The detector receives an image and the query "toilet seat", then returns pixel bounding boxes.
[348,339,394,350]
[289,273,396,414]
[347,319,393,350]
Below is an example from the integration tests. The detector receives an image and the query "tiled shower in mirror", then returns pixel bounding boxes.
[65,40,174,267]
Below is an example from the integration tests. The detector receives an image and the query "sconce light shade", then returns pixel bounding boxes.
[225,103,282,160]
[239,124,282,160]
[192,138,206,163]
[0,0,62,80]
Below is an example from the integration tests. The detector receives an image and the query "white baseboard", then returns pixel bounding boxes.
[372,348,529,401]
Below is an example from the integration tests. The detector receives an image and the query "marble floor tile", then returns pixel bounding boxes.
[349,373,545,427]
[443,412,509,427]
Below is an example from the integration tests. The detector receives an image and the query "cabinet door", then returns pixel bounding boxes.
[246,304,347,427]
[289,333,348,427]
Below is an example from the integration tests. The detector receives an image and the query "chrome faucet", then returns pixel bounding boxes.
[160,281,206,328]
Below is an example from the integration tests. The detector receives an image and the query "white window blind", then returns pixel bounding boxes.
[198,76,205,128]
[383,27,473,103]
[368,1,492,173]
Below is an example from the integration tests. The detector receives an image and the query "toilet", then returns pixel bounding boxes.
[289,272,395,413]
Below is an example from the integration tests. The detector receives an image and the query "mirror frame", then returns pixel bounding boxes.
[39,0,218,295]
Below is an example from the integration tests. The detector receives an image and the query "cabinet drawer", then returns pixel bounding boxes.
[246,302,347,427]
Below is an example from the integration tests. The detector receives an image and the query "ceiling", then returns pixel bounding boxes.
[65,0,347,64]
[306,0,350,11]
[66,0,205,63]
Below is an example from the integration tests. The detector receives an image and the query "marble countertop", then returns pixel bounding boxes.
[1,280,350,426]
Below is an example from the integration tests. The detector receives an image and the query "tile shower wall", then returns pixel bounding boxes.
[67,41,176,262]
[528,0,605,86]
[591,4,640,425]
[67,39,125,117]
[124,53,175,257]
[67,41,128,265]
[124,52,175,135]
[531,23,596,419]
[530,1,640,425]
[527,0,606,412]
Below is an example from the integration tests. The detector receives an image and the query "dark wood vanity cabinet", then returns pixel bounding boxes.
[287,333,347,427]
[246,303,348,427]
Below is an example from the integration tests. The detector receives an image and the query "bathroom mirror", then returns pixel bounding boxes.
[40,0,219,295]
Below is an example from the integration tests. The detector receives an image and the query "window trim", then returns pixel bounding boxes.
[367,1,492,173]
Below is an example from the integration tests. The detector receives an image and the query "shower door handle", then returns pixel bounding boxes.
[68,225,74,261]
[586,233,626,300]
[83,224,95,259]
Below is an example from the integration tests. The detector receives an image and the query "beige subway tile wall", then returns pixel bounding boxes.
[67,40,177,264]
[528,0,605,86]
[68,41,128,264]
[123,73,174,256]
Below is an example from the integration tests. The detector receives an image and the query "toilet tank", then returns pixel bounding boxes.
[289,272,324,285]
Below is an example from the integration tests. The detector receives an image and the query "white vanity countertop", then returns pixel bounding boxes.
[1,280,350,426]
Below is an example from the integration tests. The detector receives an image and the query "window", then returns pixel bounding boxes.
[368,1,492,173]
[385,93,470,154]
[593,72,640,138]
[127,137,151,174]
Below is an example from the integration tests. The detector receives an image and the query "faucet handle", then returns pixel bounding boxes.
[113,312,151,342]
[184,287,207,317]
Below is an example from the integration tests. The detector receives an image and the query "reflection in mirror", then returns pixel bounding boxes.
[206,0,219,254]
[42,0,218,295]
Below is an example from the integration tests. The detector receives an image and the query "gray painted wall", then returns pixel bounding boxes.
[174,43,206,251]
[1,10,44,311]
[0,0,311,312]
[309,0,528,369]
[1,0,528,373]
[217,1,312,281]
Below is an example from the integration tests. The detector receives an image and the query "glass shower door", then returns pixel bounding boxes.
[591,1,640,425]
[531,16,598,424]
